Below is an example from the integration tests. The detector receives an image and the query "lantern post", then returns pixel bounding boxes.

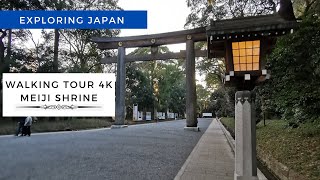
[206,14,296,180]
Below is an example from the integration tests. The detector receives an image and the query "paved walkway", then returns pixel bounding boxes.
[175,119,234,180]
[175,119,267,180]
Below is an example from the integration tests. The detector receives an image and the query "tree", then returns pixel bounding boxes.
[293,0,320,18]
[185,0,280,28]
[196,84,211,115]
[0,0,44,72]
[0,30,7,68]
[126,62,154,119]
[0,0,45,118]
[262,17,320,123]
[278,0,296,20]
[125,47,187,120]
[207,86,235,117]
[56,0,121,73]
[157,62,186,116]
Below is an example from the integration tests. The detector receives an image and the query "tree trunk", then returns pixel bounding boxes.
[53,29,59,72]
[279,0,296,20]
[0,33,5,67]
[0,30,6,119]
[0,42,4,69]
[53,29,60,121]
[0,30,7,89]
[7,29,12,58]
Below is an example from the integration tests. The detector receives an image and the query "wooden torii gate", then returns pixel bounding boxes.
[92,27,208,130]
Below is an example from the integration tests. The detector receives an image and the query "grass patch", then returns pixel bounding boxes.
[220,117,235,134]
[221,118,320,180]
[0,118,113,135]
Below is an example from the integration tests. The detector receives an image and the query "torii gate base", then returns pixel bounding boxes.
[111,125,128,129]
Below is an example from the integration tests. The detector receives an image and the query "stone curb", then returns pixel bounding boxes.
[217,118,235,153]
[258,152,307,180]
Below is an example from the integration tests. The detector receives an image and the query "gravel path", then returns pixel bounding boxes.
[0,119,212,180]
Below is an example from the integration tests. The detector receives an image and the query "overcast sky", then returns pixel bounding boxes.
[118,0,190,52]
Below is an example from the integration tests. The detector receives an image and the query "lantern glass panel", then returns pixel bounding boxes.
[232,40,260,71]
[240,64,247,71]
[253,40,260,47]
[253,63,259,70]
[247,56,253,63]
[234,64,240,71]
[234,57,240,64]
[239,42,246,49]
[253,56,259,63]
[240,49,246,56]
[253,48,260,55]
[233,50,239,56]
[232,42,239,49]
[240,56,246,64]
[246,41,253,48]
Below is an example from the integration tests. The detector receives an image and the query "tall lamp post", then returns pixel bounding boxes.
[206,13,297,180]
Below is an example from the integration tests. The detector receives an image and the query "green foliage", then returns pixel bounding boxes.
[0,0,44,10]
[158,63,186,114]
[254,84,282,123]
[299,119,320,137]
[264,17,320,123]
[196,84,211,114]
[60,29,117,73]
[207,86,235,117]
[293,0,320,18]
[125,47,186,118]
[220,117,235,132]
[185,0,278,28]
[126,62,154,114]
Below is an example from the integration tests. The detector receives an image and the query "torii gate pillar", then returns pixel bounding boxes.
[184,36,199,131]
[111,46,128,129]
